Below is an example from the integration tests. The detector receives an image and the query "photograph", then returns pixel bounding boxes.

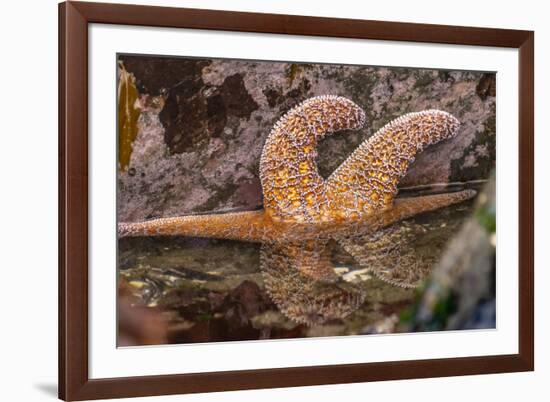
[2,0,544,400]
[116,54,496,346]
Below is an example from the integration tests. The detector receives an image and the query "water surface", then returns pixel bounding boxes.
[118,184,480,345]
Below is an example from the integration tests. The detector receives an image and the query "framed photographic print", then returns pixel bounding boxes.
[59,1,534,400]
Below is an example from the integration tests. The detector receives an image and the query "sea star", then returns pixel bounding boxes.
[119,95,475,324]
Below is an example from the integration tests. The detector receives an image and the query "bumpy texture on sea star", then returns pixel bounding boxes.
[260,95,366,222]
[119,95,476,324]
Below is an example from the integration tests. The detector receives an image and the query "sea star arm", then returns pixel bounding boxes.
[366,189,476,230]
[259,95,365,222]
[118,210,270,241]
[327,110,460,216]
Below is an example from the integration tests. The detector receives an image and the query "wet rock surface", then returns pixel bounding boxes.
[117,55,495,221]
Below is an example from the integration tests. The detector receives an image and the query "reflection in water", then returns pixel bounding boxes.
[260,189,474,325]
[119,186,477,340]
[261,241,367,326]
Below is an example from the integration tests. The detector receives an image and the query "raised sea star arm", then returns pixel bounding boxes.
[259,95,366,222]
[327,110,460,216]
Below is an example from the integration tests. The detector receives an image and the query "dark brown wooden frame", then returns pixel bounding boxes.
[59,1,534,400]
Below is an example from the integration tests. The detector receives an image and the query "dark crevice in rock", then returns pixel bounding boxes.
[119,55,211,95]
[119,56,259,155]
[161,73,259,154]
[263,87,283,108]
[476,73,496,100]
[219,74,259,118]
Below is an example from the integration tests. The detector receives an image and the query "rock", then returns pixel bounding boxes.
[476,73,496,100]
[117,281,169,346]
[224,280,266,320]
[400,174,496,331]
[117,56,495,221]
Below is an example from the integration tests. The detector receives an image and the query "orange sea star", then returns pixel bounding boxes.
[119,95,475,324]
